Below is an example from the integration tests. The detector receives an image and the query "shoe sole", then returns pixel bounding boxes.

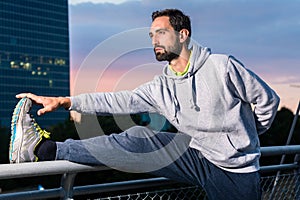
[10,97,32,163]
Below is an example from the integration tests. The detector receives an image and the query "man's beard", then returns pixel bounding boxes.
[154,39,182,62]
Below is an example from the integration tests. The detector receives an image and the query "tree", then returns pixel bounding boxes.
[259,107,299,146]
[0,126,9,164]
[259,107,300,166]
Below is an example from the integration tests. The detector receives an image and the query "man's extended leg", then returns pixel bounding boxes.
[55,126,198,183]
[54,125,261,200]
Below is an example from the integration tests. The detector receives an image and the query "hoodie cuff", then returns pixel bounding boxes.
[68,96,80,111]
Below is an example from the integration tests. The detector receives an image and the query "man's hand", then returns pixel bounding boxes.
[16,93,71,116]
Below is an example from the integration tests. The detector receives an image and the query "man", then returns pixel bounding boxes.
[9,9,279,199]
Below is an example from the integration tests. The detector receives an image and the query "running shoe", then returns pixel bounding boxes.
[9,97,51,163]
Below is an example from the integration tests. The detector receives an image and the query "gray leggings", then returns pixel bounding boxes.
[56,126,261,200]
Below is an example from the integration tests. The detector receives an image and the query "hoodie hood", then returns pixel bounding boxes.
[162,43,211,79]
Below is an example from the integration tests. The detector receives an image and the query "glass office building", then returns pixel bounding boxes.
[0,0,70,128]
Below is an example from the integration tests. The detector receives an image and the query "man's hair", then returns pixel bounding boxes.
[152,9,191,44]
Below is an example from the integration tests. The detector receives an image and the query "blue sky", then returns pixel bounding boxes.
[68,0,300,111]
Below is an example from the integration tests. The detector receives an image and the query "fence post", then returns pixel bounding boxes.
[60,172,77,200]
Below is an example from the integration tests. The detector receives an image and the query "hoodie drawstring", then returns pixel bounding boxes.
[188,72,200,111]
[170,73,200,125]
[171,79,180,124]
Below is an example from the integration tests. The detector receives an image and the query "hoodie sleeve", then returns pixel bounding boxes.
[226,56,280,134]
[70,91,133,114]
[69,82,158,115]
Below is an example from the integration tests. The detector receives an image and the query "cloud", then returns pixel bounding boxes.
[69,0,141,5]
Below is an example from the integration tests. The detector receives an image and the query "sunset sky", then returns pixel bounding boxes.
[68,0,300,112]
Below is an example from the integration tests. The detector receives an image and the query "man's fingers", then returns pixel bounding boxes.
[16,93,43,104]
[16,93,57,115]
[37,105,56,116]
[16,93,37,100]
[16,93,30,99]
[37,108,46,116]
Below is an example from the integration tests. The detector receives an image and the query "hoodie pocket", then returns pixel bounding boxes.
[197,132,247,168]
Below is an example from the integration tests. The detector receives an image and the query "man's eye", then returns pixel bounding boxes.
[159,30,165,35]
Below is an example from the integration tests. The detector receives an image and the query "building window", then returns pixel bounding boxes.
[49,79,53,87]
[55,58,66,66]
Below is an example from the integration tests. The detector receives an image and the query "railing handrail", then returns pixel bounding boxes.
[0,160,109,180]
[261,145,300,156]
[1,145,299,180]
[0,145,299,199]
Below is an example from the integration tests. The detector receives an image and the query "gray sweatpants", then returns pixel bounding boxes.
[56,126,261,200]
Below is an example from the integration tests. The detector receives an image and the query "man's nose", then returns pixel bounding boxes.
[151,35,159,46]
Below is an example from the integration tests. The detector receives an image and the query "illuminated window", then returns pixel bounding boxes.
[10,61,19,69]
[24,63,32,70]
[54,58,66,65]
[49,79,53,87]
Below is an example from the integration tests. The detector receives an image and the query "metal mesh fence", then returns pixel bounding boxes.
[98,172,300,200]
[261,172,300,200]
[99,186,205,200]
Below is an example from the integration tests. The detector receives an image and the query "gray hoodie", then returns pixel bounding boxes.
[70,43,280,173]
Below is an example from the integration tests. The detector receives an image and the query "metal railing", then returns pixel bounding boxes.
[0,145,299,200]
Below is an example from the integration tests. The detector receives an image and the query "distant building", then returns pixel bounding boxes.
[0,0,70,127]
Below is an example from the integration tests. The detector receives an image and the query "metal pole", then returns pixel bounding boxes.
[269,101,300,200]
[60,172,77,200]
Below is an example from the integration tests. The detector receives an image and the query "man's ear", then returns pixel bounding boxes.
[179,29,189,43]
